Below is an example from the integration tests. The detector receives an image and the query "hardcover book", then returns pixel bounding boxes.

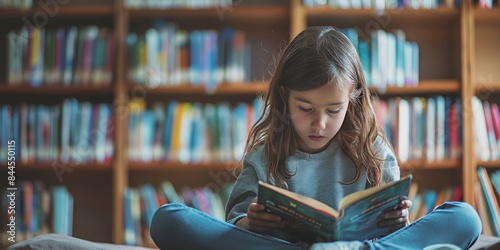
[257,175,412,241]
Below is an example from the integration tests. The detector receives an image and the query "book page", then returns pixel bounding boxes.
[336,175,412,241]
[339,175,412,211]
[258,182,339,217]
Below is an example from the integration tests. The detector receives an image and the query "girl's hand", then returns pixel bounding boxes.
[377,197,412,231]
[236,197,287,232]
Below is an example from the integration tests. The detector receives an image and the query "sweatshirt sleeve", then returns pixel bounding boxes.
[376,137,400,183]
[225,157,260,224]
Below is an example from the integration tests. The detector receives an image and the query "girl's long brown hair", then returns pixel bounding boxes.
[243,26,392,188]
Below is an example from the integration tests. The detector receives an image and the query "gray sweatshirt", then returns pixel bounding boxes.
[225,136,400,231]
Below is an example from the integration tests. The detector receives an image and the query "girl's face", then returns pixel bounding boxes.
[288,84,349,154]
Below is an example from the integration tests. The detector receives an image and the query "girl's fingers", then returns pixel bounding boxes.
[398,199,412,209]
[378,208,409,228]
[248,202,265,212]
[248,218,286,229]
[247,214,286,231]
[378,217,408,228]
[248,207,282,221]
[247,201,286,231]
[383,208,407,219]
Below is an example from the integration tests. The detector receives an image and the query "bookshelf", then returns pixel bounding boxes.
[0,0,498,246]
[468,0,500,235]
[0,0,117,244]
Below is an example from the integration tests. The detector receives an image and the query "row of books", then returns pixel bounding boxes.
[7,26,115,87]
[6,25,420,89]
[128,98,262,163]
[4,95,481,165]
[475,167,500,237]
[408,183,463,222]
[123,181,233,247]
[0,181,73,246]
[304,0,458,9]
[0,0,32,9]
[0,100,114,164]
[127,24,250,89]
[472,98,500,161]
[125,0,233,9]
[374,96,462,163]
[341,28,419,89]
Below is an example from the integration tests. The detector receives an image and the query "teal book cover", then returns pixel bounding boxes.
[257,175,412,241]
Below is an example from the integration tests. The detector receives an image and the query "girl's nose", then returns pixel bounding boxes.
[311,114,327,130]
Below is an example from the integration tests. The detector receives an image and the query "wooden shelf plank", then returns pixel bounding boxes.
[477,161,500,168]
[0,84,114,94]
[127,81,268,95]
[129,79,459,96]
[475,82,500,93]
[370,79,461,95]
[128,161,239,171]
[127,5,288,23]
[1,162,112,170]
[474,7,500,23]
[0,6,114,18]
[305,7,460,26]
[399,160,461,170]
[1,80,460,96]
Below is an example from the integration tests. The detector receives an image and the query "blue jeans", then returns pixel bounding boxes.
[150,202,481,250]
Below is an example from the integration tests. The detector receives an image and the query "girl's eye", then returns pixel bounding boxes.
[327,109,341,114]
[299,106,312,112]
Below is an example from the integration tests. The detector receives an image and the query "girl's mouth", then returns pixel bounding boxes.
[308,135,324,141]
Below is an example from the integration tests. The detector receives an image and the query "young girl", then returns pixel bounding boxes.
[150,26,481,250]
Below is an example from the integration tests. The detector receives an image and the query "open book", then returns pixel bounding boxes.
[257,175,412,241]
